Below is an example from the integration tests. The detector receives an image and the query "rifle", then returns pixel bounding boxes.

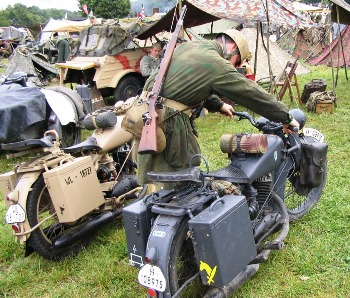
[138,5,187,155]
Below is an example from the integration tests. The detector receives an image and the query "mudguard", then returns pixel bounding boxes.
[40,89,77,125]
[145,214,184,298]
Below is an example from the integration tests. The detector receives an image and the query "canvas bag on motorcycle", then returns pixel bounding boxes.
[300,141,328,189]
[121,95,166,153]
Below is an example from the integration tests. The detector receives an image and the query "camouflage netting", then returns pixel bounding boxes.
[70,20,156,57]
[278,26,330,60]
[3,47,43,86]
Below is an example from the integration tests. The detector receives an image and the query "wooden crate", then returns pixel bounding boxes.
[315,102,334,114]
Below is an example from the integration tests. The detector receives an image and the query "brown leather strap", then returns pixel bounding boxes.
[140,91,192,116]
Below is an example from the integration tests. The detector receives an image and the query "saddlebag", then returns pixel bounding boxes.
[188,195,257,287]
[300,142,328,188]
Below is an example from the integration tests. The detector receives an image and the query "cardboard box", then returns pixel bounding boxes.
[315,102,334,114]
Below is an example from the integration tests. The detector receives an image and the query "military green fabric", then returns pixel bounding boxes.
[139,39,291,185]
[56,38,70,63]
[140,54,160,77]
[137,107,201,184]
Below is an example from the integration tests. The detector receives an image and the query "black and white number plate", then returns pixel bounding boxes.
[138,264,166,292]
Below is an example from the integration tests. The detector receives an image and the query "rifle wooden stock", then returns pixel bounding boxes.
[138,5,187,155]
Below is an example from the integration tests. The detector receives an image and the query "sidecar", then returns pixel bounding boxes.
[0,84,85,148]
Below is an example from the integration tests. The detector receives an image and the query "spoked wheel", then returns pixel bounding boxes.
[284,150,327,222]
[60,123,81,148]
[26,175,91,261]
[168,218,208,297]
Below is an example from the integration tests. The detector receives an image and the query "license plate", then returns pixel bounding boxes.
[5,204,26,224]
[303,127,324,143]
[138,264,166,292]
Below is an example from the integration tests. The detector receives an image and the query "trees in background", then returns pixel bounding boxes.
[0,4,82,27]
[77,0,131,19]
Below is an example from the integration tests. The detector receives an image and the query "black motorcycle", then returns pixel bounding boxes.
[123,109,328,298]
[0,71,84,149]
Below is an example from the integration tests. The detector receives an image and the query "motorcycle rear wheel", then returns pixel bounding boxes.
[26,175,91,261]
[168,217,208,297]
[284,162,327,222]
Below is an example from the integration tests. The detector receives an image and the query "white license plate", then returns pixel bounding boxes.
[303,127,325,143]
[138,264,166,292]
[6,204,26,224]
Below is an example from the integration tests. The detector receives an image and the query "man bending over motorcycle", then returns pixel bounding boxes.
[124,29,300,185]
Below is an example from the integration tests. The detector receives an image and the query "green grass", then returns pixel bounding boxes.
[1,62,350,297]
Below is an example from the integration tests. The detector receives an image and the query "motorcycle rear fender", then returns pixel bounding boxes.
[40,89,78,125]
[145,215,184,298]
[7,171,42,244]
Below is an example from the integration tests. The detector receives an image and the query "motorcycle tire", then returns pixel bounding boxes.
[284,138,327,222]
[60,122,81,148]
[168,217,208,297]
[26,175,91,261]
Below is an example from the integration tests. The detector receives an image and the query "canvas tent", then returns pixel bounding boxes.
[137,0,313,40]
[40,19,91,42]
[307,25,350,67]
[330,0,350,25]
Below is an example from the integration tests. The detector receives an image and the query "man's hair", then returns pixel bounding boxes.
[152,43,162,50]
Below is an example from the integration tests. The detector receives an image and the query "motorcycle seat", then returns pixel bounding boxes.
[205,164,250,184]
[1,135,54,152]
[147,167,202,183]
[63,137,102,153]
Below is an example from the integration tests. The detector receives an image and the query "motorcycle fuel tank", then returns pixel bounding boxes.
[232,134,285,182]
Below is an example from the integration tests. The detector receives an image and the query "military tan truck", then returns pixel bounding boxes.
[56,20,157,108]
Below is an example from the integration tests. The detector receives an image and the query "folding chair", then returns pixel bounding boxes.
[274,58,302,105]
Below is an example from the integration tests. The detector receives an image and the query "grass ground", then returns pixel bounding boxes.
[0,61,349,297]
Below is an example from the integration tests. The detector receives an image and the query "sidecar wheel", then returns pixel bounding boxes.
[168,217,208,297]
[26,175,91,261]
[60,123,81,148]
[284,161,327,222]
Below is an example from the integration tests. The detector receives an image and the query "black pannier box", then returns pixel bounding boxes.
[301,79,327,104]
[123,200,153,268]
[188,195,256,287]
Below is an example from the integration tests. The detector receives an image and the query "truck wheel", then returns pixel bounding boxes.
[113,77,144,102]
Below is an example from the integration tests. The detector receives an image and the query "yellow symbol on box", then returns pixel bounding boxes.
[199,261,217,285]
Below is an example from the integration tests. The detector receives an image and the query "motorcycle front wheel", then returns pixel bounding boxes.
[168,217,208,297]
[26,175,91,261]
[284,162,327,222]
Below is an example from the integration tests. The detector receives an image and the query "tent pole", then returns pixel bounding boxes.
[254,23,259,76]
[264,0,274,96]
[336,6,348,81]
[329,29,336,94]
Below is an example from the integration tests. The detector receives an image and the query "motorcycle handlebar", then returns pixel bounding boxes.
[232,110,285,133]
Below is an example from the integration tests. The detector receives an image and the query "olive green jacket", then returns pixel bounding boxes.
[137,39,291,185]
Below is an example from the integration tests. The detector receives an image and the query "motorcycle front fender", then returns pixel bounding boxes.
[40,89,78,125]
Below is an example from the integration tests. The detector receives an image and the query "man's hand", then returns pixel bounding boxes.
[283,118,300,134]
[220,103,234,117]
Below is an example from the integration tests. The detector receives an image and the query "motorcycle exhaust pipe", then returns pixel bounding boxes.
[203,264,260,298]
[53,208,122,249]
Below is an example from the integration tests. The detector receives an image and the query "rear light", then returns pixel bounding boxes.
[145,246,158,264]
[147,288,157,297]
[12,224,20,233]
[93,62,100,69]
[145,256,151,264]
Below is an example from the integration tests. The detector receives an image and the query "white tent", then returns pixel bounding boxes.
[40,19,92,42]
